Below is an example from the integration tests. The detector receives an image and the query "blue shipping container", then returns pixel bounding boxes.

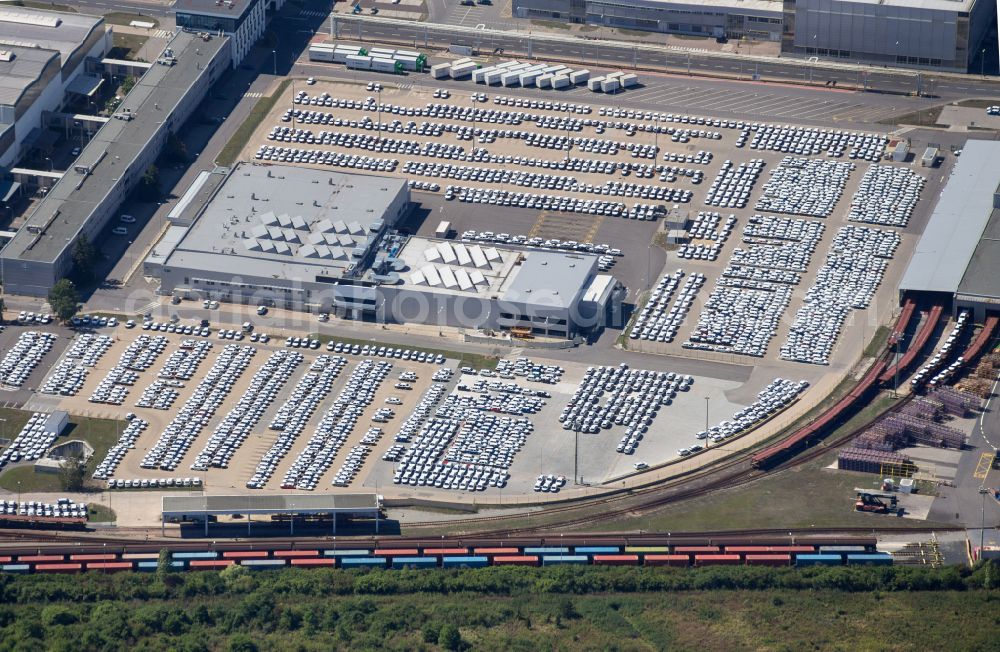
[541,555,589,566]
[323,549,371,557]
[524,547,570,554]
[172,551,219,560]
[846,553,893,566]
[795,554,843,567]
[170,561,186,569]
[390,557,437,569]
[818,546,868,554]
[441,556,489,569]
[340,556,386,568]
[1,564,30,573]
[574,546,622,554]
[136,561,159,571]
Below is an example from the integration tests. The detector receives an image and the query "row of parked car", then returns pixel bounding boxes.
[282,359,392,490]
[254,144,398,173]
[445,184,628,216]
[704,158,765,209]
[0,412,62,469]
[391,383,447,445]
[848,164,925,228]
[460,230,622,257]
[40,334,113,396]
[689,378,808,449]
[630,270,705,344]
[780,225,900,365]
[89,335,168,405]
[108,477,202,489]
[913,311,970,388]
[3,498,87,520]
[92,417,149,481]
[142,344,257,471]
[246,355,348,489]
[755,157,854,218]
[0,331,56,388]
[739,124,886,160]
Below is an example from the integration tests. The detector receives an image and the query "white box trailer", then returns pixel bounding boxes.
[346,55,373,71]
[472,66,494,83]
[308,45,336,62]
[519,69,546,86]
[921,145,939,167]
[587,76,605,91]
[605,71,623,81]
[601,78,620,93]
[620,73,638,88]
[435,220,452,238]
[450,61,478,79]
[537,74,554,88]
[431,62,451,78]
[372,57,401,74]
[370,47,396,58]
[543,64,569,75]
[395,49,421,58]
[395,55,422,71]
[500,64,532,86]
[551,74,570,89]
[569,69,590,84]
[452,57,474,67]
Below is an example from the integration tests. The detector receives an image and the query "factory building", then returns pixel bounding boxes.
[155,164,623,339]
[781,0,996,73]
[175,0,284,66]
[898,140,1000,321]
[0,30,231,296]
[0,8,111,168]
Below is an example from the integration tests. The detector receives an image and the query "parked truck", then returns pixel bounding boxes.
[431,62,451,79]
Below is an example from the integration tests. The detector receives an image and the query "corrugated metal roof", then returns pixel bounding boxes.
[898,140,1000,295]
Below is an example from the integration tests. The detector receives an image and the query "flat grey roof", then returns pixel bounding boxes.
[0,46,57,107]
[164,163,406,281]
[0,7,104,63]
[1,31,228,264]
[957,208,1000,300]
[162,493,380,516]
[502,250,595,309]
[899,140,1000,296]
[174,0,257,20]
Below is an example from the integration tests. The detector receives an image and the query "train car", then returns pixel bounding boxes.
[390,556,437,569]
[0,556,10,564]
[70,553,117,562]
[1,564,30,574]
[273,550,320,558]
[291,558,336,568]
[472,547,519,556]
[136,561,160,572]
[624,546,669,554]
[188,559,234,570]
[441,556,489,569]
[524,547,570,555]
[172,551,219,560]
[694,555,742,567]
[542,555,589,566]
[86,562,135,573]
[340,556,387,569]
[422,548,469,556]
[493,556,539,566]
[323,549,371,557]
[592,554,640,566]
[19,555,65,563]
[795,554,843,567]
[35,563,83,574]
[223,551,270,560]
[644,554,690,567]
[122,552,161,561]
[744,554,792,567]
[724,546,816,555]
[675,546,720,555]
[170,561,186,570]
[374,549,419,557]
[575,546,623,554]
[846,553,893,566]
[819,545,870,556]
[240,559,287,569]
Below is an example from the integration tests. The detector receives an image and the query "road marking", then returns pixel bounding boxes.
[973,452,994,480]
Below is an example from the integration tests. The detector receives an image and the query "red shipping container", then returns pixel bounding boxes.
[34,563,82,573]
[189,560,235,569]
[695,555,742,566]
[19,555,64,563]
[472,547,519,555]
[86,562,135,572]
[674,546,720,554]
[70,554,117,561]
[0,556,11,563]
[492,556,538,566]
[744,554,792,567]
[644,554,690,567]
[374,548,419,556]
[290,558,335,567]
[593,555,640,566]
[725,546,815,555]
[422,548,468,555]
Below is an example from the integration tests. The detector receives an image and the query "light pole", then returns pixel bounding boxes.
[376,87,382,143]
[573,420,580,485]
[980,487,989,560]
[272,49,277,76]
[704,396,710,445]
[982,48,987,78]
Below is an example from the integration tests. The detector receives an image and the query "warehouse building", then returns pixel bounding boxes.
[781,0,996,72]
[0,30,231,296]
[175,0,284,65]
[0,8,111,168]
[898,140,1000,321]
[512,0,784,41]
[156,163,623,339]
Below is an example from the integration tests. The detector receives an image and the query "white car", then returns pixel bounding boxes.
[112,226,128,235]
[119,214,136,223]
[306,77,316,85]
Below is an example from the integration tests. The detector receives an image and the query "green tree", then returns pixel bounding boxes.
[139,164,160,201]
[72,236,101,281]
[438,623,461,651]
[422,623,439,644]
[166,133,188,163]
[121,75,137,95]
[47,279,79,322]
[57,451,86,492]
[227,634,258,652]
[41,605,77,627]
